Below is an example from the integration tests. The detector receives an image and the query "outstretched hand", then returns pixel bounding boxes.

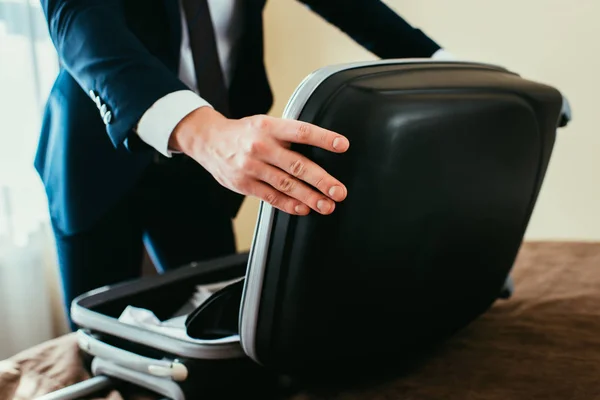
[169,106,350,216]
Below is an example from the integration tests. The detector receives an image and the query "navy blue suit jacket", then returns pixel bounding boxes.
[35,0,441,236]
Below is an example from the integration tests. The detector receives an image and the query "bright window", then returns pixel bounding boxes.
[0,0,62,358]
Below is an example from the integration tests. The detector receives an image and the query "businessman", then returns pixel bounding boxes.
[36,0,453,324]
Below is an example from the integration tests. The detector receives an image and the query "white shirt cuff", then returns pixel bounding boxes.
[136,90,212,157]
[431,48,457,60]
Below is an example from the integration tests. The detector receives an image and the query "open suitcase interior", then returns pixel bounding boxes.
[42,59,568,400]
[69,253,275,400]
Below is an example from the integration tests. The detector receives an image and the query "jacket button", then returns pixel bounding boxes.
[103,111,112,125]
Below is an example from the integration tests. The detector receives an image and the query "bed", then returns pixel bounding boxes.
[2,241,600,400]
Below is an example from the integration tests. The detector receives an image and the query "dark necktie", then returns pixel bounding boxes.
[181,0,231,117]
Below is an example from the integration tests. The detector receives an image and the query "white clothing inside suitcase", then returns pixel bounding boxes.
[117,277,242,343]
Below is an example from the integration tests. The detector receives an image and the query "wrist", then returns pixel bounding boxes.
[169,106,224,154]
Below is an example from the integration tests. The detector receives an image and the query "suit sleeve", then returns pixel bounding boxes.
[296,0,442,59]
[41,0,189,149]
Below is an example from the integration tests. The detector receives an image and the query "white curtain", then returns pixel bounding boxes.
[0,0,67,359]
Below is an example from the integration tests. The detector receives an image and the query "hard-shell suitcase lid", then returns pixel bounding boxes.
[237,58,564,374]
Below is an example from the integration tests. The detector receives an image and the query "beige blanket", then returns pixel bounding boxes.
[0,333,86,400]
[3,241,600,400]
[0,333,134,400]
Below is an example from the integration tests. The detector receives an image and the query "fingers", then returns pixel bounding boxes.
[256,115,350,153]
[259,146,347,203]
[248,179,312,216]
[236,115,349,216]
[250,160,337,215]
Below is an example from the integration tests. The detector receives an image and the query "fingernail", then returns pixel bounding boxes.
[328,186,344,200]
[332,137,349,151]
[317,199,331,213]
[295,204,309,214]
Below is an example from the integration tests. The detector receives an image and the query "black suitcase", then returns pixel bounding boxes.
[237,59,565,373]
[40,59,569,400]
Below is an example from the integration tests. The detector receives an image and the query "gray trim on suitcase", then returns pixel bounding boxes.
[239,201,275,363]
[239,57,505,364]
[71,297,245,360]
[77,330,189,381]
[34,376,113,400]
[91,357,185,400]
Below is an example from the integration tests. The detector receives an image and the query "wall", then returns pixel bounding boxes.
[233,0,599,250]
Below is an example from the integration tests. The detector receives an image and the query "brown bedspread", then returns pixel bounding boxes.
[3,241,600,400]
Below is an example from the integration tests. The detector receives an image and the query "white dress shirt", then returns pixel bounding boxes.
[136,0,453,157]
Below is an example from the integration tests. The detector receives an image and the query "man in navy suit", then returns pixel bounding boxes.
[36,0,450,325]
